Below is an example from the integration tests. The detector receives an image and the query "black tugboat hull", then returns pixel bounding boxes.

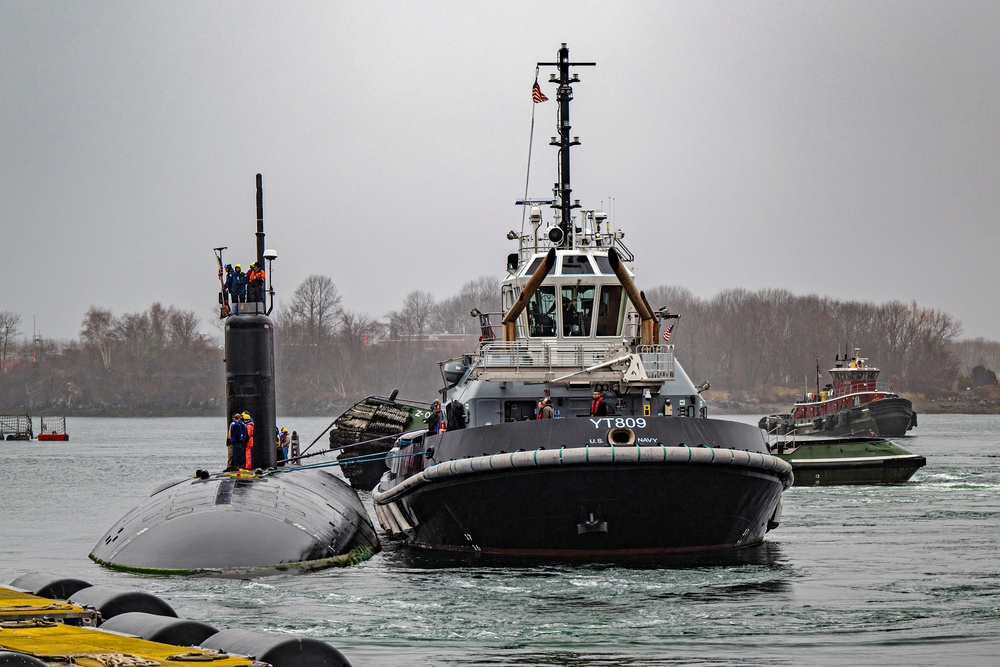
[760,396,916,438]
[383,465,785,557]
[90,468,379,575]
[373,417,791,558]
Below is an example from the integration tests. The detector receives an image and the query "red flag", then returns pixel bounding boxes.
[532,82,549,103]
[662,324,674,342]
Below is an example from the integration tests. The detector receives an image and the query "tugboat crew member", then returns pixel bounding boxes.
[590,389,609,417]
[426,400,445,434]
[537,397,554,419]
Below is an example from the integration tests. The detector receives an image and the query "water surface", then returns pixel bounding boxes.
[1,414,997,665]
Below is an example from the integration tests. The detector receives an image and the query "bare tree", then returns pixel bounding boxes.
[327,309,385,398]
[390,290,436,340]
[288,275,342,353]
[905,305,962,392]
[431,276,501,333]
[0,311,22,372]
[80,307,117,370]
[167,308,202,347]
[117,311,153,362]
[951,337,1000,376]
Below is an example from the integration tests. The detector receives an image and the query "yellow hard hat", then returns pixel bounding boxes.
[281,427,288,433]
[242,412,251,419]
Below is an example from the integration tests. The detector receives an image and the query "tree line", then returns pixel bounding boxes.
[642,286,968,400]
[0,277,990,416]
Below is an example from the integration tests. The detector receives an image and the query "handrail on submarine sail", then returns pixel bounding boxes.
[501,248,556,341]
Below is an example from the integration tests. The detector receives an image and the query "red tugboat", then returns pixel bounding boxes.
[759,348,917,437]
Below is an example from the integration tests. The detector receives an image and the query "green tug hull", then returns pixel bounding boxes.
[772,436,925,486]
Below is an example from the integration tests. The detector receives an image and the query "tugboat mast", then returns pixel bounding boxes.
[538,43,594,246]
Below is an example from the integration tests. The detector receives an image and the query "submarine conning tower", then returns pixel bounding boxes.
[224,173,276,470]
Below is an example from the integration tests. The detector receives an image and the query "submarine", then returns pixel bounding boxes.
[90,175,380,575]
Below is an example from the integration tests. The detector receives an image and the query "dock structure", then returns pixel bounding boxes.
[1,580,353,666]
[1,584,257,666]
[0,414,32,440]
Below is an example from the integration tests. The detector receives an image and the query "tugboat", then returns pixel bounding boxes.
[768,434,925,486]
[90,175,380,575]
[759,348,917,437]
[328,391,434,490]
[371,44,793,559]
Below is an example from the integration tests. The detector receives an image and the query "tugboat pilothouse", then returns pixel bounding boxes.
[371,45,792,559]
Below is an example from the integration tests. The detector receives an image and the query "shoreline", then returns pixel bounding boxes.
[11,402,1000,419]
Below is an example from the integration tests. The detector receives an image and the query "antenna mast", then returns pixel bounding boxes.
[538,43,595,246]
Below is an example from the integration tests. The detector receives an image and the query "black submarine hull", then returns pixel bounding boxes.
[90,467,379,575]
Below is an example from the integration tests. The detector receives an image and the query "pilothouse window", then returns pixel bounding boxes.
[527,286,557,337]
[596,285,625,336]
[561,255,594,275]
[522,257,544,276]
[562,285,595,336]
[594,255,614,275]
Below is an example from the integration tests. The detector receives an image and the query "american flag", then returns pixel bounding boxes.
[662,324,674,342]
[532,82,549,103]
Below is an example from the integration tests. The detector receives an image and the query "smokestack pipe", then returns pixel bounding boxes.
[608,248,657,345]
[501,249,556,341]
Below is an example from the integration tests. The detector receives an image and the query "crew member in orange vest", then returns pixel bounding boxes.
[242,412,254,469]
[247,262,266,302]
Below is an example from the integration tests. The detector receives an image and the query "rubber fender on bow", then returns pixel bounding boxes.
[100,611,219,647]
[0,651,49,666]
[69,585,178,623]
[201,628,353,667]
[9,572,92,600]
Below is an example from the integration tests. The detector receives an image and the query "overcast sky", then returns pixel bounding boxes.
[3,1,999,344]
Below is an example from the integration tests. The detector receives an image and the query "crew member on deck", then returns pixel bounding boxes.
[247,262,266,302]
[227,413,247,471]
[590,389,609,416]
[231,265,248,303]
[425,400,445,434]
[222,264,234,299]
[242,412,254,469]
[537,397,554,419]
[278,427,290,466]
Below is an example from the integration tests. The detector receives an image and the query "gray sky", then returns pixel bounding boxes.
[3,1,999,343]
